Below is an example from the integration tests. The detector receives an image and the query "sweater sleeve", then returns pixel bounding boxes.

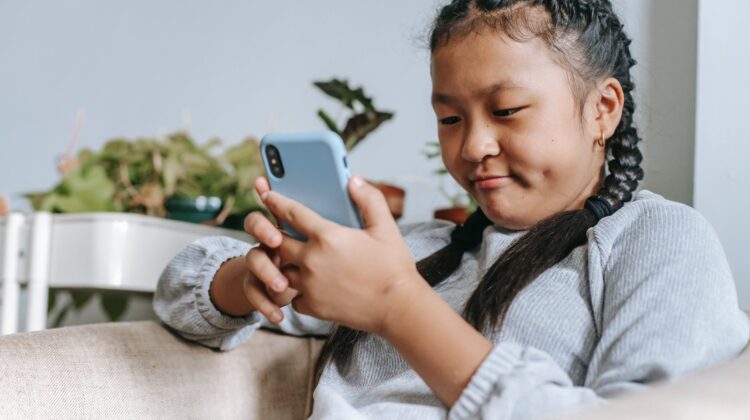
[152,220,453,352]
[448,202,750,420]
[152,236,333,351]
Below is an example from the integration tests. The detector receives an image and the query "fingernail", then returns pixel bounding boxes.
[352,176,364,187]
[273,277,286,292]
[261,191,269,201]
[271,310,283,323]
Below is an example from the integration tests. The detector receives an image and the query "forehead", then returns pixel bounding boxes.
[430,30,565,97]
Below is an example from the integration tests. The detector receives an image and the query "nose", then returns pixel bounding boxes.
[461,120,501,162]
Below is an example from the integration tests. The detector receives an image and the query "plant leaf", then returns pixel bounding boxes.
[71,291,94,310]
[47,289,57,313]
[100,293,129,321]
[51,303,71,328]
[342,111,394,151]
[317,109,342,136]
[314,79,356,109]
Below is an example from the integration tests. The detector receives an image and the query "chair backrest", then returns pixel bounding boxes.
[1,213,49,334]
[1,212,250,335]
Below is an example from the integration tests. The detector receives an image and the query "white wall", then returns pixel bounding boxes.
[617,0,699,206]
[694,0,750,309]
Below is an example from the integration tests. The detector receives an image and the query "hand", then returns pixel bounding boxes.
[239,177,299,323]
[260,175,424,335]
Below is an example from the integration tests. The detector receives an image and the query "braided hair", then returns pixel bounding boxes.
[313,0,644,383]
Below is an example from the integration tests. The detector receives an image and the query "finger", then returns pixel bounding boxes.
[260,190,335,238]
[291,294,312,317]
[244,211,282,248]
[265,284,299,307]
[254,176,271,196]
[246,247,288,293]
[281,264,302,291]
[348,176,398,235]
[242,275,284,323]
[266,246,282,267]
[277,235,306,267]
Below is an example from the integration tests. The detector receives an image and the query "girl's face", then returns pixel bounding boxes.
[431,30,606,230]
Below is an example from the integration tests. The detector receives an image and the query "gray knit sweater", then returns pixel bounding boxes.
[153,190,749,420]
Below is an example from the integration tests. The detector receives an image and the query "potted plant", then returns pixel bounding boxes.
[423,141,477,224]
[314,78,405,219]
[27,132,265,227]
[25,132,266,326]
[0,196,8,217]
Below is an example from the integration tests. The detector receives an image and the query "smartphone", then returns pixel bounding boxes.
[260,131,364,240]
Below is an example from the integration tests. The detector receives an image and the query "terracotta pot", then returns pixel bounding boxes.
[372,182,405,220]
[433,207,469,224]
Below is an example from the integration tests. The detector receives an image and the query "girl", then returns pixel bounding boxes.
[154,1,749,419]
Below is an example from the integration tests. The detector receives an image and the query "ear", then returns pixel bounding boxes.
[592,77,625,142]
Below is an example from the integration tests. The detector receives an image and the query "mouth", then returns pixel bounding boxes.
[470,175,515,190]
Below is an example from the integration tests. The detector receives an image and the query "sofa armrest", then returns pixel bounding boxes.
[552,310,750,420]
[0,321,325,419]
[551,345,750,420]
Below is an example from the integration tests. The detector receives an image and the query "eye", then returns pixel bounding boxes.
[492,108,521,117]
[439,116,461,125]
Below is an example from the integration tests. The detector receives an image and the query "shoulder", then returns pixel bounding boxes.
[590,189,720,264]
[587,190,736,305]
[586,192,748,368]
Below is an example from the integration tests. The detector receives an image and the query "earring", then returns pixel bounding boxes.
[597,131,606,148]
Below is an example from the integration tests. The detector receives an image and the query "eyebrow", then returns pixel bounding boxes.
[431,82,523,104]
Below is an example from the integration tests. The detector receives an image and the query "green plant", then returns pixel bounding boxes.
[314,78,394,151]
[26,132,266,326]
[27,132,264,219]
[47,289,132,329]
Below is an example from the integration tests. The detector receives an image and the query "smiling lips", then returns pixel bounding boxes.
[471,175,514,190]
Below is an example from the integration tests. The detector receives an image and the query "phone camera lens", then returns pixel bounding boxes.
[265,144,285,178]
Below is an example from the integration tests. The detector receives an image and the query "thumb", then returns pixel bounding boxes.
[348,176,396,234]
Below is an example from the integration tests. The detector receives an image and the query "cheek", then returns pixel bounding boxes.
[502,128,557,184]
[505,124,585,188]
[526,138,595,196]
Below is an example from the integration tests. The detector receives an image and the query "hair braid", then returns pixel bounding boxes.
[596,13,644,210]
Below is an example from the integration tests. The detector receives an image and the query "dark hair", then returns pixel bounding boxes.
[314,0,644,383]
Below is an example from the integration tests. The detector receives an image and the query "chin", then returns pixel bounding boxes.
[477,201,531,231]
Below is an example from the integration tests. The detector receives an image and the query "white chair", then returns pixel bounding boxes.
[0,212,249,334]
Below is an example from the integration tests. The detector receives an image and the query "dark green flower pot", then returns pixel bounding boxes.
[220,213,246,231]
[165,196,223,224]
[220,207,270,231]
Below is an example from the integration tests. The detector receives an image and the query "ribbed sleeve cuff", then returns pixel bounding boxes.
[448,343,525,420]
[194,244,263,330]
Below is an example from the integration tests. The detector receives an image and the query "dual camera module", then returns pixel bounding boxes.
[265,145,285,178]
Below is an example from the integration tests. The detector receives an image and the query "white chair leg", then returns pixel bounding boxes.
[1,213,25,335]
[26,212,51,332]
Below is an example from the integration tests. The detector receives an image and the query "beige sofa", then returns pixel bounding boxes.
[0,317,748,420]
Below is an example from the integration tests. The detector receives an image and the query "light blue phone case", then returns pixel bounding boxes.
[260,131,364,240]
